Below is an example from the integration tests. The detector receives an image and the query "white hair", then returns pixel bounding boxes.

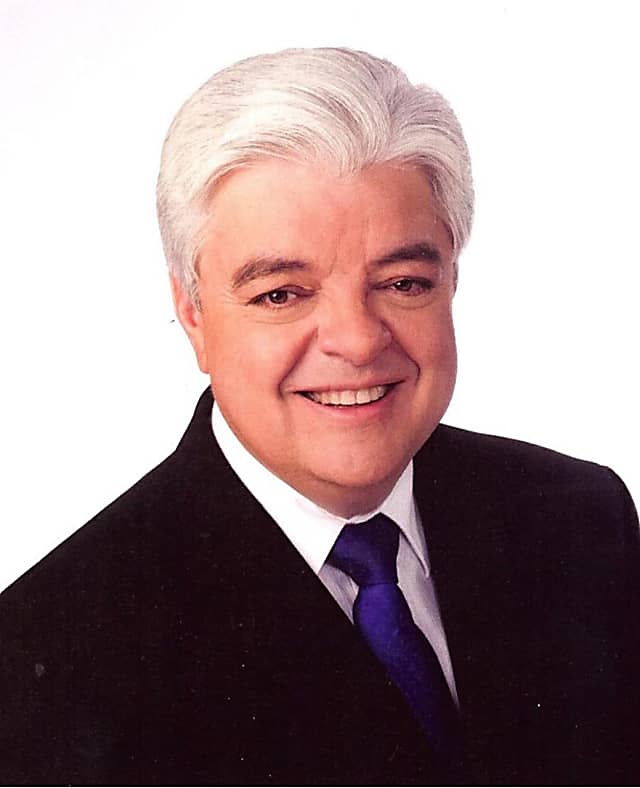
[156,47,474,303]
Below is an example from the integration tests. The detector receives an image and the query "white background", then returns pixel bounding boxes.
[1,0,638,591]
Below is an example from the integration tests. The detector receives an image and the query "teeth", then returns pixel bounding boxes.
[306,385,389,406]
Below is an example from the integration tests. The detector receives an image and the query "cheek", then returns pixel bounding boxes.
[206,319,310,397]
[397,309,457,371]
[431,322,457,366]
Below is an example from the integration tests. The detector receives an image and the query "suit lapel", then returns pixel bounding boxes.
[412,425,529,760]
[171,388,436,781]
[175,390,499,730]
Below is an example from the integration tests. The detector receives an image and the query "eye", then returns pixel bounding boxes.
[265,289,292,305]
[250,288,304,308]
[388,278,434,295]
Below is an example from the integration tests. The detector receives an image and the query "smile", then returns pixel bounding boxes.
[300,385,391,406]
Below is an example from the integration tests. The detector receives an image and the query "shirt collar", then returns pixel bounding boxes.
[211,401,429,575]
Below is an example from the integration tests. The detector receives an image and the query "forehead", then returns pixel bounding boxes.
[201,159,451,263]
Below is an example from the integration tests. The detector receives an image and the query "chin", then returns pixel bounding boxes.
[314,433,419,481]
[312,458,403,499]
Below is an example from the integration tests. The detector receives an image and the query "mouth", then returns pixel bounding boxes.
[299,384,394,407]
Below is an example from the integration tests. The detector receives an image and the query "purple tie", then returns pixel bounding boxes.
[327,514,462,766]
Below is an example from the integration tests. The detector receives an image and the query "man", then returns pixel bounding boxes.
[1,47,638,785]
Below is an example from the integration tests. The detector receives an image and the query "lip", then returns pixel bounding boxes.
[293,382,401,422]
[294,379,402,394]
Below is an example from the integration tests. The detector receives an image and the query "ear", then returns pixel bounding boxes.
[170,275,210,373]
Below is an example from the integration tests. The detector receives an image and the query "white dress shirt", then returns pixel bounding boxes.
[212,402,459,704]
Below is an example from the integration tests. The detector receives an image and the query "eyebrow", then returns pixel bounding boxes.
[230,241,442,290]
[231,257,308,289]
[373,242,442,266]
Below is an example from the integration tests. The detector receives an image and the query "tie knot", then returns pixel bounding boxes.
[327,514,399,587]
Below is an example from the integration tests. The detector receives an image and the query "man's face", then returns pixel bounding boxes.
[175,160,457,516]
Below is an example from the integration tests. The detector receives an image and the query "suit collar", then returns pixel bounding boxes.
[412,427,522,733]
[172,389,520,777]
[173,388,426,705]
[175,389,501,723]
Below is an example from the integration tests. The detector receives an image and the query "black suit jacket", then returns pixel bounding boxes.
[1,389,638,785]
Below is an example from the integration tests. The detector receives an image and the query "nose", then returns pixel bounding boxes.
[316,296,392,366]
